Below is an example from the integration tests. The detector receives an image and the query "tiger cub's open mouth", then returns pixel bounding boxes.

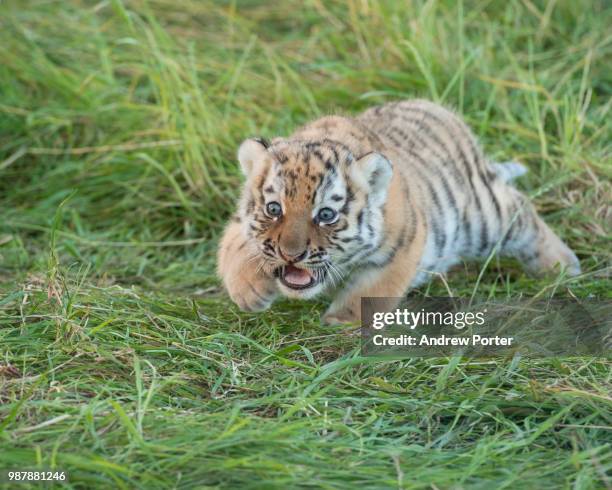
[277,265,320,290]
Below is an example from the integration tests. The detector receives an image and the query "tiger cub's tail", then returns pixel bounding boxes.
[490,161,528,183]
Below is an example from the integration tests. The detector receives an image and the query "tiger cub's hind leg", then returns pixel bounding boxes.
[499,187,581,277]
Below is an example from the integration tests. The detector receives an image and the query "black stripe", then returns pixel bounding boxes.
[478,167,502,222]
[396,169,417,246]
[396,116,467,187]
[248,283,267,302]
[253,137,270,149]
[340,186,355,215]
[462,209,472,252]
[423,178,446,255]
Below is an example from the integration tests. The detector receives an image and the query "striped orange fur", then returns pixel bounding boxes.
[218,99,580,324]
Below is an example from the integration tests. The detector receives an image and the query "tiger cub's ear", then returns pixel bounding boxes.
[237,137,270,176]
[352,152,393,206]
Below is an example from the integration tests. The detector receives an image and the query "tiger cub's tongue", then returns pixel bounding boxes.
[284,265,312,286]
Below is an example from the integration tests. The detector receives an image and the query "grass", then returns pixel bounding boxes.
[0,0,611,488]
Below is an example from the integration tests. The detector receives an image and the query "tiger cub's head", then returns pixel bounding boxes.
[237,136,393,299]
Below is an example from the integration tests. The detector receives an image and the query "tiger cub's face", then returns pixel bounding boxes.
[237,138,392,299]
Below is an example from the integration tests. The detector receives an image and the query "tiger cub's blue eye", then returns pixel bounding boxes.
[317,207,337,223]
[266,201,282,217]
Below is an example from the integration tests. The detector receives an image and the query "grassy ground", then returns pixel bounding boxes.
[1,0,611,488]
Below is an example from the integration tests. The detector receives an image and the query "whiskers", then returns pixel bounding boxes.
[245,249,278,276]
[321,260,346,289]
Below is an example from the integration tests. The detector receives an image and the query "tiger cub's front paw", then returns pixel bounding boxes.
[226,272,278,312]
[218,221,278,312]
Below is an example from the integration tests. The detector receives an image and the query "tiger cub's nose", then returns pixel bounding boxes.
[279,248,308,263]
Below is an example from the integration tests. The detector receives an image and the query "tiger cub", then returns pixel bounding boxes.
[218,99,580,324]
